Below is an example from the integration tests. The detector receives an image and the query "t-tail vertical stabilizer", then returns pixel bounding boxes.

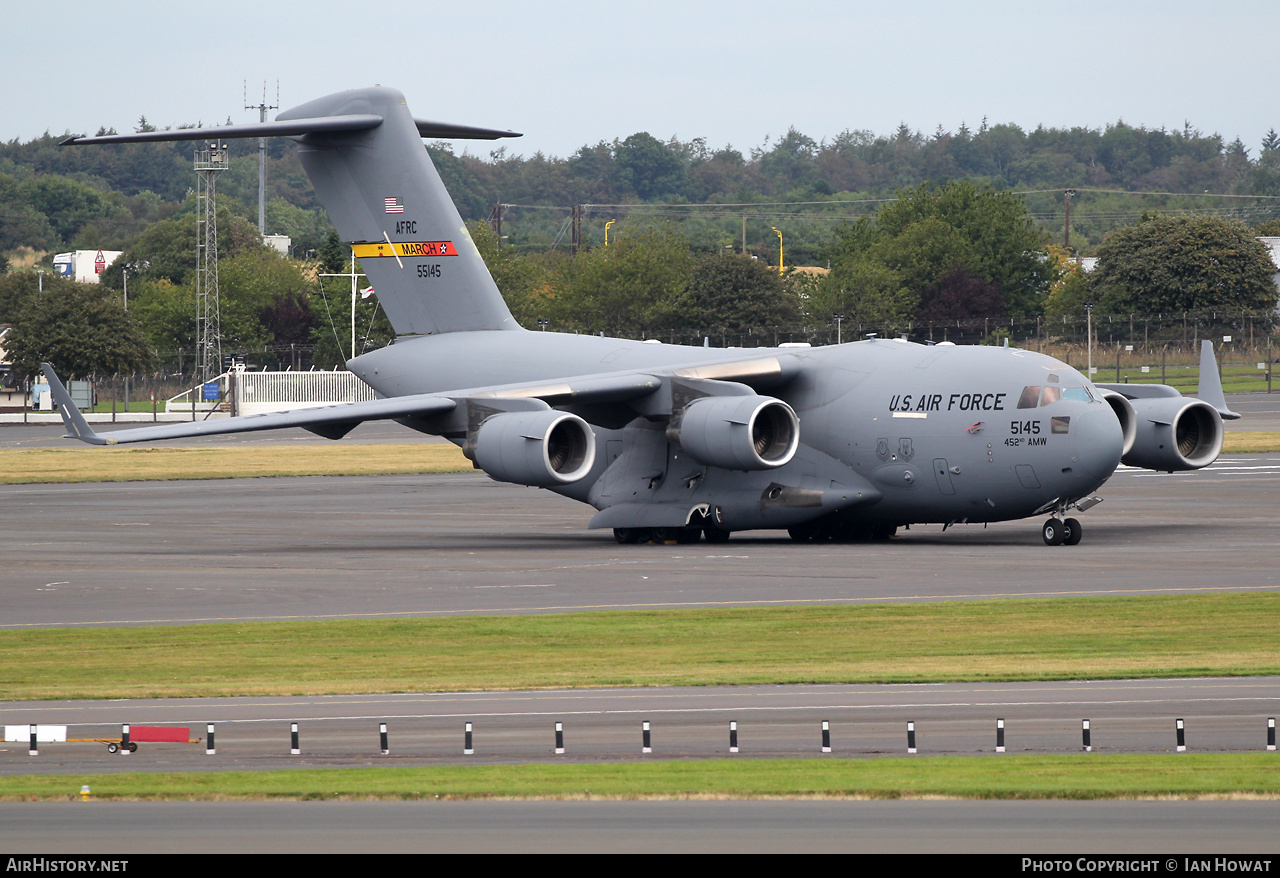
[61,86,524,338]
[279,87,519,337]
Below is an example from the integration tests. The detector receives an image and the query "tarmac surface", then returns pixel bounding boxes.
[1,393,1277,852]
[1,452,1278,628]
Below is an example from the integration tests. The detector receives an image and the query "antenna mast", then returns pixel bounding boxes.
[244,80,279,235]
[195,140,228,381]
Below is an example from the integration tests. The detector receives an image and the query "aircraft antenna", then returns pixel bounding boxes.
[195,139,229,382]
[244,81,280,235]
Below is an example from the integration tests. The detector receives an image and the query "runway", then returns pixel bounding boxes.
[3,404,1278,853]
[4,801,1278,854]
[1,454,1278,628]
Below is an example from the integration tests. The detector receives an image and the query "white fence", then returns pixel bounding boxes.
[167,370,378,417]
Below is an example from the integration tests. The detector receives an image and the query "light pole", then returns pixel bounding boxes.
[771,227,784,274]
[833,312,845,345]
[1085,302,1094,378]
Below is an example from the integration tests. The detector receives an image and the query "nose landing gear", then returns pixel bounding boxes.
[1042,516,1083,546]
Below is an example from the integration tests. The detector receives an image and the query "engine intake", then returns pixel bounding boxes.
[1095,389,1137,458]
[473,410,596,486]
[1121,398,1223,471]
[667,395,799,470]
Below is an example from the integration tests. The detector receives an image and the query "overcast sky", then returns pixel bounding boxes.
[6,1,1275,160]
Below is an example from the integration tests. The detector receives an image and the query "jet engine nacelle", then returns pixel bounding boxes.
[1121,397,1224,472]
[473,410,597,486]
[1095,389,1137,458]
[667,395,800,471]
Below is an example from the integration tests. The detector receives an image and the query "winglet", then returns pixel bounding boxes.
[40,364,110,445]
[1195,340,1240,420]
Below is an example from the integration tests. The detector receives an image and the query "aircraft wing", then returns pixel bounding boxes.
[42,364,456,446]
[1094,340,1240,420]
[45,353,798,447]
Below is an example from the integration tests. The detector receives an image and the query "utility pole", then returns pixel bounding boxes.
[489,198,502,237]
[1064,189,1075,251]
[244,81,279,236]
[570,204,582,257]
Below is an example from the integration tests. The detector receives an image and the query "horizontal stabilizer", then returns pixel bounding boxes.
[60,116,519,147]
[60,115,385,146]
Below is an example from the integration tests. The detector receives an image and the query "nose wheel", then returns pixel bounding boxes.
[1042,517,1083,546]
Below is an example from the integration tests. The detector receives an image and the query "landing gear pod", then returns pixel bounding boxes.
[667,395,800,471]
[474,411,597,486]
[1122,398,1223,471]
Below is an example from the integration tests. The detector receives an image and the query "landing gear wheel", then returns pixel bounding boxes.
[106,743,119,754]
[675,527,702,544]
[787,525,813,543]
[614,528,640,544]
[1063,517,1083,546]
[871,523,898,541]
[1042,518,1065,546]
[704,525,731,544]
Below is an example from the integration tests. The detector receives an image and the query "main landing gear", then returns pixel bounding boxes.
[614,525,728,545]
[1041,516,1083,546]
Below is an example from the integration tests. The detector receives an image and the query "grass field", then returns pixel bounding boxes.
[0,443,471,484]
[2,594,1276,701]
[2,755,1276,802]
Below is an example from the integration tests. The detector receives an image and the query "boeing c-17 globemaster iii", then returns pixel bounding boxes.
[45,86,1238,546]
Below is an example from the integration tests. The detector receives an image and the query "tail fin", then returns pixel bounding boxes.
[63,86,523,338]
[1195,339,1240,420]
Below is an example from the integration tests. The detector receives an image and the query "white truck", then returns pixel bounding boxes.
[52,249,122,284]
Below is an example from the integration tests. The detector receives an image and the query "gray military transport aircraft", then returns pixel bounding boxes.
[45,86,1239,546]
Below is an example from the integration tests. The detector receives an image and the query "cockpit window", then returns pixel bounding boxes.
[1039,386,1062,406]
[1063,388,1092,402]
[1018,386,1041,409]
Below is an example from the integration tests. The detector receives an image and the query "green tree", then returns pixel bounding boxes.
[467,221,549,326]
[5,277,153,379]
[547,223,694,332]
[1089,215,1278,315]
[318,230,349,275]
[687,252,800,332]
[17,176,123,245]
[614,133,687,201]
[100,208,262,290]
[871,181,1050,316]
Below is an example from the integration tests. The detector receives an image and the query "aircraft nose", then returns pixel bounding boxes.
[1071,404,1124,486]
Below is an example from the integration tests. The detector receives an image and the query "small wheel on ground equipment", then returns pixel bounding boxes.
[106,743,119,754]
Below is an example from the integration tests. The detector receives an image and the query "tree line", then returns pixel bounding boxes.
[2,176,1276,383]
[5,113,1280,268]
